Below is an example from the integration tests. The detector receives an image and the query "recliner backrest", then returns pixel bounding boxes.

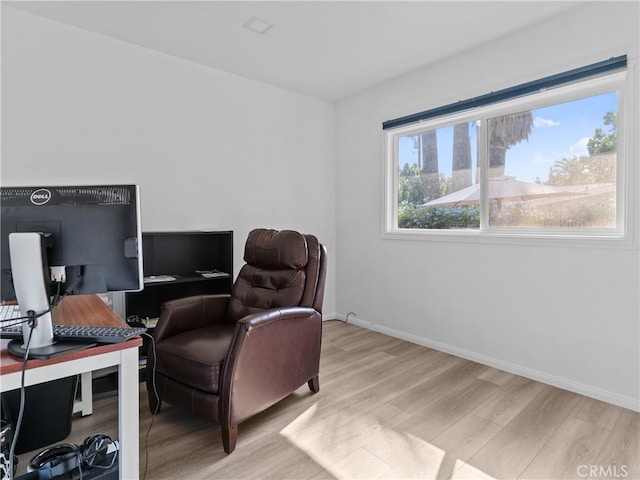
[227,229,320,322]
[299,234,321,309]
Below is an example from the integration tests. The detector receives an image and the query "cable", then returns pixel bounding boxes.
[1,270,79,329]
[4,274,81,480]
[78,448,84,480]
[320,312,354,325]
[50,268,81,310]
[0,309,41,327]
[0,318,30,329]
[1,282,66,330]
[49,279,64,311]
[141,332,159,480]
[7,317,35,480]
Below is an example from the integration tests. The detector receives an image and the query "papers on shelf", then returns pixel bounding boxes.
[194,270,230,278]
[144,275,176,283]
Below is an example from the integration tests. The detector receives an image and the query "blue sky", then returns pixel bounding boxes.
[398,91,617,183]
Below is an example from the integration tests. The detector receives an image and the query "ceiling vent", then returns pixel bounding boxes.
[243,16,274,35]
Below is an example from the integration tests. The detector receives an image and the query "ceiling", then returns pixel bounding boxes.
[4,1,585,102]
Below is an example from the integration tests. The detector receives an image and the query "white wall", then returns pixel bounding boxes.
[3,2,639,411]
[1,6,337,316]
[335,2,640,410]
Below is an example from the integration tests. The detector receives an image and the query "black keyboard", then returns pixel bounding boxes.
[0,324,146,344]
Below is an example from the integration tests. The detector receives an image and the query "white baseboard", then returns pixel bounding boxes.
[327,314,640,412]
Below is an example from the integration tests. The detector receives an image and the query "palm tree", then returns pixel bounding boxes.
[419,130,440,201]
[452,122,472,191]
[487,111,533,178]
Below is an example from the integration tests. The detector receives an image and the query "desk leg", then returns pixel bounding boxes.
[77,372,93,416]
[118,347,139,480]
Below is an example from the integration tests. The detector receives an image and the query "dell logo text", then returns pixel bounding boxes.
[30,188,52,206]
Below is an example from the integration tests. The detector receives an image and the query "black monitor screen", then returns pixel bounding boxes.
[1,184,143,301]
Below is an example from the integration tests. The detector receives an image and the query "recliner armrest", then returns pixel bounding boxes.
[237,306,319,331]
[153,294,231,342]
[220,306,322,427]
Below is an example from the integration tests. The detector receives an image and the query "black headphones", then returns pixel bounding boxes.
[27,434,118,480]
[27,443,81,479]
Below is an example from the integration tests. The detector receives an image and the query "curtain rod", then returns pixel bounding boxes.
[382,55,627,131]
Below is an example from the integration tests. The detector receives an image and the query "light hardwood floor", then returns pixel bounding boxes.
[15,321,640,479]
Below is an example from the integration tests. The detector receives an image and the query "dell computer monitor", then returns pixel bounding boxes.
[0,184,143,358]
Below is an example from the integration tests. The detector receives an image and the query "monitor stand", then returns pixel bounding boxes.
[7,339,97,360]
[7,232,98,360]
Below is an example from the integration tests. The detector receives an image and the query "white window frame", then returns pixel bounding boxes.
[383,66,637,248]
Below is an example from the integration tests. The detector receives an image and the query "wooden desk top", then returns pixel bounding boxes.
[52,294,128,327]
[1,294,142,375]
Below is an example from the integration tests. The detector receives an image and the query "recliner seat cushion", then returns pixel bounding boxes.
[155,324,236,395]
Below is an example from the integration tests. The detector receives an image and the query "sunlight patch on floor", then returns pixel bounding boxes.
[449,461,497,479]
[280,401,496,479]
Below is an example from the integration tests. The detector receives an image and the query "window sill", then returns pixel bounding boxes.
[382,228,634,249]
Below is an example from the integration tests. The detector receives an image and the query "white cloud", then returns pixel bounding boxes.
[569,137,589,158]
[533,116,560,128]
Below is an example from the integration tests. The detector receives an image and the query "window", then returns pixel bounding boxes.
[385,67,632,242]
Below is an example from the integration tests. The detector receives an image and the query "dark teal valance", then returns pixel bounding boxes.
[382,55,627,131]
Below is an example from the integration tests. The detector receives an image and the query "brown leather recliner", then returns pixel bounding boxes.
[146,228,327,453]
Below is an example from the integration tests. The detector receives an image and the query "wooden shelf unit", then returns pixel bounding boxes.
[125,230,233,323]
